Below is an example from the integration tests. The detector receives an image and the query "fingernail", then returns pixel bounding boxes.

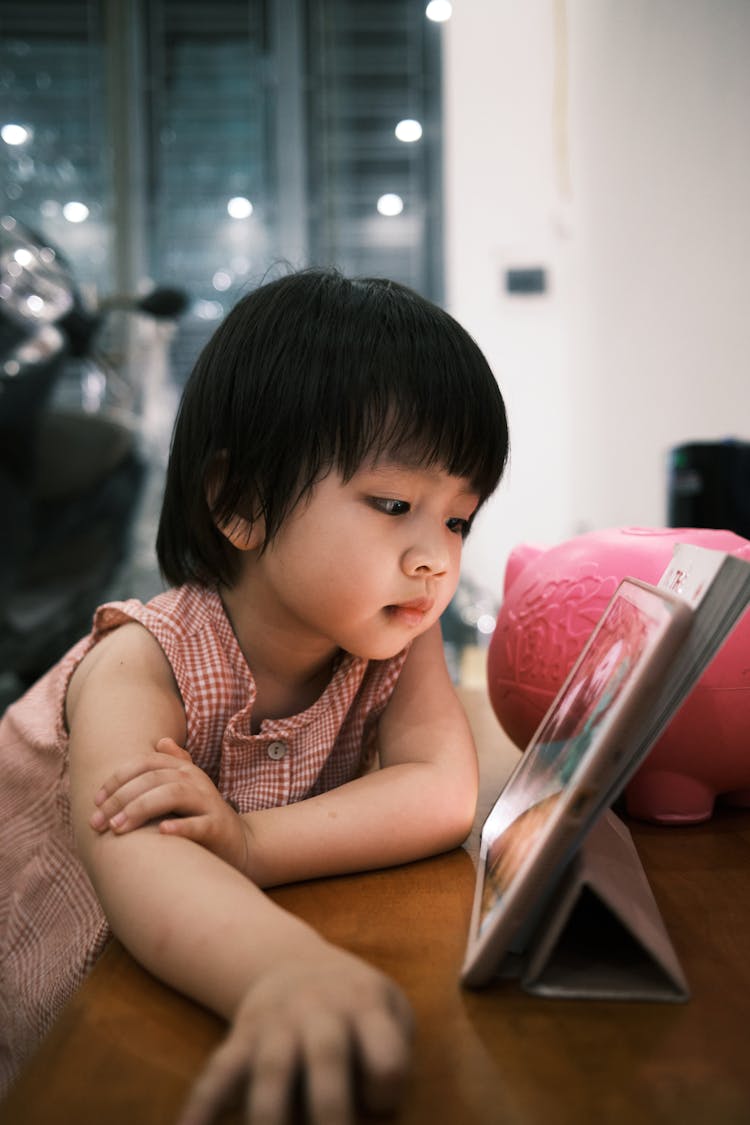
[90,810,105,830]
[94,788,107,805]
[110,812,126,828]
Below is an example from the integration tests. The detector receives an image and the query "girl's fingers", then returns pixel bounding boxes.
[176,969,410,1125]
[155,736,192,761]
[352,1002,412,1114]
[301,1014,352,1125]
[178,1038,250,1125]
[246,1027,298,1125]
[90,768,185,828]
[93,757,157,806]
[95,780,205,833]
[159,814,211,844]
[93,746,191,805]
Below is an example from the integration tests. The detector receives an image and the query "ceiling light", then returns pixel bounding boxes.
[227,196,253,219]
[426,1,452,22]
[62,201,89,223]
[395,119,423,143]
[377,193,404,217]
[1,123,32,146]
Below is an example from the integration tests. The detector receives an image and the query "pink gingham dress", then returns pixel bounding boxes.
[0,583,408,1094]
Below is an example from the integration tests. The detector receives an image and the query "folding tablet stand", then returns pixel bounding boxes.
[501,811,689,1002]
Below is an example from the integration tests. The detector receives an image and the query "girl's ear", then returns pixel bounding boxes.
[215,512,264,552]
[205,453,264,551]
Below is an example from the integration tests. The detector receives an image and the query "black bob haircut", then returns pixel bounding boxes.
[157,268,509,588]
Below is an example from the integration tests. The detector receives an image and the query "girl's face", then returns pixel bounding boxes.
[236,458,479,662]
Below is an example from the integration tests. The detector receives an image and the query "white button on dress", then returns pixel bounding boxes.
[267,740,288,761]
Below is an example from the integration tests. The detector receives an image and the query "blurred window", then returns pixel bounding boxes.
[306,0,442,295]
[1,0,443,381]
[0,2,113,293]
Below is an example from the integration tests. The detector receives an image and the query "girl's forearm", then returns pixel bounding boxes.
[72,803,415,1125]
[75,819,324,1020]
[242,757,477,888]
[65,627,327,1019]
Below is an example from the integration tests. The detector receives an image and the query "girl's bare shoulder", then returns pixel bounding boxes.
[66,621,181,731]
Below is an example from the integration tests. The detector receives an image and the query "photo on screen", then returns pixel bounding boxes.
[478,587,678,936]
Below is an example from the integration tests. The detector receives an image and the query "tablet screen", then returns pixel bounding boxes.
[476,581,685,939]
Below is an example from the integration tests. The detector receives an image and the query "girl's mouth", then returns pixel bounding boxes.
[385,598,434,627]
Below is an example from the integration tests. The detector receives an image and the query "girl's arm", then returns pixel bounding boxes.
[67,623,412,1124]
[241,622,479,886]
[88,622,477,887]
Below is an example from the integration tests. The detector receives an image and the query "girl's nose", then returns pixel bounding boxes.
[401,537,449,578]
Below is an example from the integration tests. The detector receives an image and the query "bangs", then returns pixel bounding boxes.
[292,275,509,504]
[332,365,506,500]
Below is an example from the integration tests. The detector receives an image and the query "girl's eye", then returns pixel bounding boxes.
[447,517,470,538]
[372,497,410,516]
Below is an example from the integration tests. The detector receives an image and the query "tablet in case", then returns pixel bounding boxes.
[462,577,692,992]
[462,546,750,997]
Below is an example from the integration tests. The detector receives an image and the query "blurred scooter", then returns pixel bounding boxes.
[0,215,187,692]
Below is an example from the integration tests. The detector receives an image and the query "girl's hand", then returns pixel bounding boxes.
[89,737,250,873]
[179,944,413,1125]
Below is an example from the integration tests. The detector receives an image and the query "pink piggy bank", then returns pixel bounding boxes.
[487,527,750,824]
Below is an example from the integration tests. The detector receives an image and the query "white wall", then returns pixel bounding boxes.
[443,0,750,597]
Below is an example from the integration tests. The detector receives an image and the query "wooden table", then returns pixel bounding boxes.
[3,688,750,1125]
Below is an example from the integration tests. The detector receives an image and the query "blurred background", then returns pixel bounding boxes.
[1,0,749,699]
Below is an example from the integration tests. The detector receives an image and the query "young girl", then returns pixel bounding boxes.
[0,269,509,1122]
